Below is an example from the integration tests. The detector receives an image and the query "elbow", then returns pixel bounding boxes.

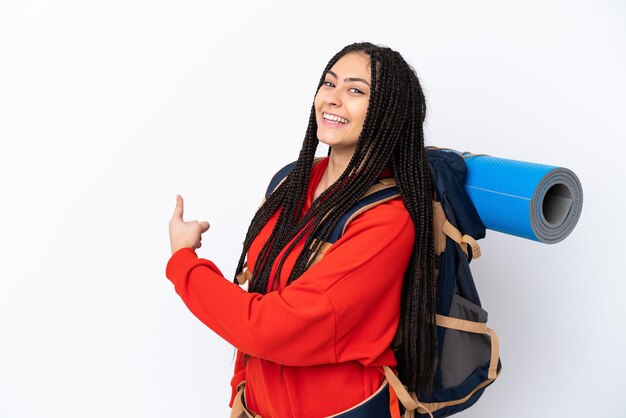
[239,296,338,366]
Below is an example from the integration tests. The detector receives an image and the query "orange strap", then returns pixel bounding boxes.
[441,219,481,259]
[230,381,261,418]
[432,201,447,256]
[383,366,434,418]
[235,261,252,285]
[389,382,402,418]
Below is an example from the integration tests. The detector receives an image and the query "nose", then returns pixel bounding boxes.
[325,88,342,107]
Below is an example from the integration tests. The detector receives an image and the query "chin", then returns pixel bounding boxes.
[317,135,341,148]
[318,129,348,145]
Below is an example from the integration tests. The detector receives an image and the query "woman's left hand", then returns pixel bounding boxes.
[169,194,210,255]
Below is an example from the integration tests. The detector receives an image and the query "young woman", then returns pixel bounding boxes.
[167,42,436,417]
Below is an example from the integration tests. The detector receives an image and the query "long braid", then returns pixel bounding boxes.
[233,42,437,393]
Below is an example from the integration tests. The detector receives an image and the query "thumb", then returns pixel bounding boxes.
[199,220,210,233]
[173,194,184,220]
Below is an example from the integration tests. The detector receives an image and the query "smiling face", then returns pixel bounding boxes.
[314,52,372,155]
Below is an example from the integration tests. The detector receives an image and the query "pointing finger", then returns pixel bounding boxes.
[173,194,184,220]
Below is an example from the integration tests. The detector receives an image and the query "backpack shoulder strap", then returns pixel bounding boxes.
[308,178,400,241]
[254,158,402,269]
[306,178,400,267]
[328,178,400,242]
[258,157,325,207]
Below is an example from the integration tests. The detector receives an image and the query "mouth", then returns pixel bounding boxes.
[322,112,350,125]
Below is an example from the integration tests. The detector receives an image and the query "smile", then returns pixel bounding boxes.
[322,112,350,124]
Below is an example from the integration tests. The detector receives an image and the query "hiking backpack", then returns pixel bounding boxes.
[236,148,502,417]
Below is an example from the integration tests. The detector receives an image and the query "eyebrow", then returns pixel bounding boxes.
[327,70,370,87]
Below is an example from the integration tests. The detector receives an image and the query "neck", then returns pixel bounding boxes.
[322,146,355,187]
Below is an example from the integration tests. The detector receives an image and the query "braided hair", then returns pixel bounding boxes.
[233,42,436,393]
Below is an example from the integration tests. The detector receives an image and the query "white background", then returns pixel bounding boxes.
[1,1,624,417]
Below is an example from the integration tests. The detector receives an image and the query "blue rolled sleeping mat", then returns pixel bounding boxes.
[426,147,583,243]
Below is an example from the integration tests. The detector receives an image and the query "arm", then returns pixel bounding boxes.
[165,200,414,367]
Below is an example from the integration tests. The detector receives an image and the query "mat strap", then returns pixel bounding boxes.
[441,220,481,259]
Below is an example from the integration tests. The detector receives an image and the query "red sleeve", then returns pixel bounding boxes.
[165,200,414,367]
[228,349,246,408]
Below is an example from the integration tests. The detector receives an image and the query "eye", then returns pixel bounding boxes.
[349,87,364,94]
[323,80,335,88]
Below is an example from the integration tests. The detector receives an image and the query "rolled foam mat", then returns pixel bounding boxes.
[437,148,583,243]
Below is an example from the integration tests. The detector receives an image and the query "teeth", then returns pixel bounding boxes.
[323,112,349,124]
